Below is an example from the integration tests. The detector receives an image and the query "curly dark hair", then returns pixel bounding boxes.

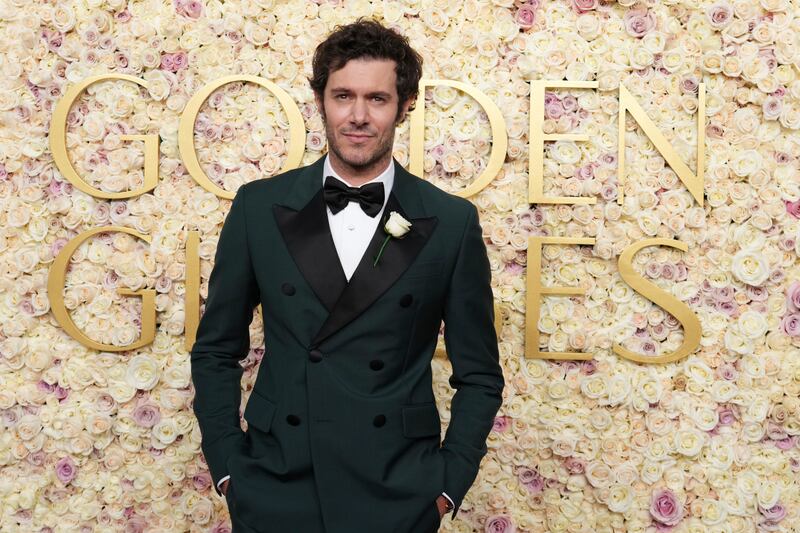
[309,18,423,120]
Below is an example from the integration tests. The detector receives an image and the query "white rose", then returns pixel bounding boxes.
[756,481,781,509]
[126,354,160,390]
[737,310,768,339]
[730,250,769,286]
[549,141,581,165]
[732,223,765,251]
[384,211,411,238]
[730,149,762,177]
[674,427,705,457]
[698,498,727,526]
[606,483,634,513]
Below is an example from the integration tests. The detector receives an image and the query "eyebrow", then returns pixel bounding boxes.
[329,88,393,98]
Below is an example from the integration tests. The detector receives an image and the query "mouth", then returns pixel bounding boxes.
[343,133,373,143]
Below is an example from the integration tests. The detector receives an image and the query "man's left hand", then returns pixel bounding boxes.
[435,495,448,519]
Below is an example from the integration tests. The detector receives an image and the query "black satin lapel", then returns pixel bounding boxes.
[273,190,347,312]
[310,193,438,347]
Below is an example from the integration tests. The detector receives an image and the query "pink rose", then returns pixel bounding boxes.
[706,2,733,29]
[717,405,737,425]
[517,466,544,494]
[133,404,161,428]
[759,503,787,522]
[600,184,618,201]
[660,263,676,280]
[746,285,768,301]
[176,0,203,18]
[516,5,537,30]
[650,488,683,526]
[485,515,516,533]
[564,457,585,474]
[575,163,594,180]
[780,313,800,336]
[192,472,212,491]
[492,415,511,432]
[55,456,77,484]
[55,385,69,401]
[600,152,616,165]
[763,97,782,120]
[544,99,564,119]
[572,0,598,13]
[787,281,800,311]
[624,8,656,38]
[716,365,738,382]
[785,199,800,218]
[160,53,175,71]
[172,51,188,70]
[210,522,232,533]
[115,9,131,22]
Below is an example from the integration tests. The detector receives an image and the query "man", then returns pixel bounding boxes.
[190,18,504,533]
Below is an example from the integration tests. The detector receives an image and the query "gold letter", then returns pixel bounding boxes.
[184,230,263,351]
[179,75,305,199]
[409,79,507,198]
[526,236,595,359]
[614,238,701,363]
[47,227,156,351]
[529,81,598,204]
[617,83,705,205]
[184,230,200,351]
[49,74,159,199]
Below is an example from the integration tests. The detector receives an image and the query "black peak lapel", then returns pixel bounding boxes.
[273,157,347,312]
[310,163,438,348]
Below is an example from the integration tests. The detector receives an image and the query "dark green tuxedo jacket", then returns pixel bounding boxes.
[190,155,504,532]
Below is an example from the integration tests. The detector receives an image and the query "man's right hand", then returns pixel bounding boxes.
[221,479,230,496]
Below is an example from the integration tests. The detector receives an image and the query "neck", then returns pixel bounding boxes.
[328,152,392,187]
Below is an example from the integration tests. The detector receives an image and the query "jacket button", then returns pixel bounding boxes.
[287,414,300,426]
[282,283,295,295]
[369,359,384,371]
[309,349,323,363]
[399,294,413,307]
[373,414,386,427]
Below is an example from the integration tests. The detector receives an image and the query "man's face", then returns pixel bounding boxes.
[315,58,413,178]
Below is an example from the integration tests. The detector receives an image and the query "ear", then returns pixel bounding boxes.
[396,96,415,123]
[314,92,324,118]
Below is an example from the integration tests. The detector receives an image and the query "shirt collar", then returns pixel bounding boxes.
[322,154,394,210]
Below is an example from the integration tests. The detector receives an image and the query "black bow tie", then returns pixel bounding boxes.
[323,176,385,217]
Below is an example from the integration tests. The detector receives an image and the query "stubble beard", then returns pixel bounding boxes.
[321,105,397,176]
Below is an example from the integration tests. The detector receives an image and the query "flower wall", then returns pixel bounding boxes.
[2,0,800,531]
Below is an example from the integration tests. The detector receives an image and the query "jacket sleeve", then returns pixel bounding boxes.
[439,202,505,519]
[190,185,260,496]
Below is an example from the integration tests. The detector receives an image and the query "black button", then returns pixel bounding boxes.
[309,349,323,363]
[369,359,384,371]
[373,414,386,427]
[287,414,300,426]
[282,283,295,295]
[399,294,413,307]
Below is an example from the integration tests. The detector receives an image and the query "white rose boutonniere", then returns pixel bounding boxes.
[373,211,411,267]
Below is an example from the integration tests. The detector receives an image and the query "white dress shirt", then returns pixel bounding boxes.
[218,154,454,511]
[322,154,394,280]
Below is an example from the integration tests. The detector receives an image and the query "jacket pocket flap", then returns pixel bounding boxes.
[402,402,441,438]
[244,390,277,434]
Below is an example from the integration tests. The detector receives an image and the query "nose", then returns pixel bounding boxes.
[349,97,368,125]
